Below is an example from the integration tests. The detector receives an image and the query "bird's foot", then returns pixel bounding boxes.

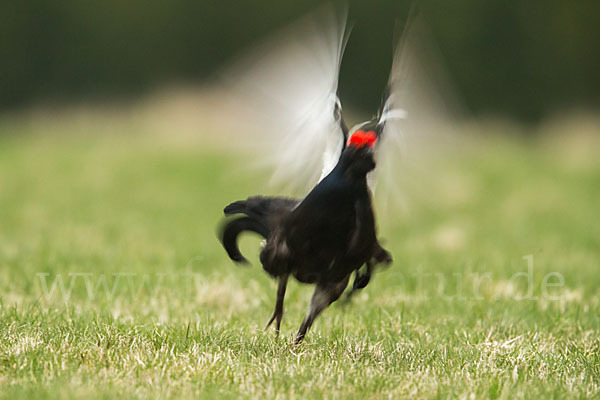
[374,247,393,265]
[264,308,283,335]
[294,333,305,345]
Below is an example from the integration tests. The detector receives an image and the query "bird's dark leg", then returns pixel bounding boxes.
[344,261,374,302]
[295,276,350,344]
[344,244,392,303]
[265,274,288,335]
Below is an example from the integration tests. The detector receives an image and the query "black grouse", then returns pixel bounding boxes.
[220,126,391,344]
[216,6,453,343]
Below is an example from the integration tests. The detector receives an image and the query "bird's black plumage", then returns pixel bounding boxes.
[219,142,391,343]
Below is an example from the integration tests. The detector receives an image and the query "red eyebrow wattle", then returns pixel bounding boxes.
[347,130,377,148]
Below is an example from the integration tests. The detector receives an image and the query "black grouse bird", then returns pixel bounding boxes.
[221,127,392,343]
[217,6,455,343]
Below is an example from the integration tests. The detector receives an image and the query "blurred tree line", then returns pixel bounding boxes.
[1,0,599,122]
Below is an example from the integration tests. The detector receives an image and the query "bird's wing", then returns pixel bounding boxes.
[221,5,349,194]
[371,16,463,224]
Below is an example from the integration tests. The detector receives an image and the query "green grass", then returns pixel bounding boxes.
[0,116,599,399]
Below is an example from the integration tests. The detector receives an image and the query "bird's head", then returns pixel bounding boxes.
[341,129,377,178]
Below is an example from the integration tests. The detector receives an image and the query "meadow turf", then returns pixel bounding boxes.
[0,115,598,399]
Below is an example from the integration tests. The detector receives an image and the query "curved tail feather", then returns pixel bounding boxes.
[220,216,269,264]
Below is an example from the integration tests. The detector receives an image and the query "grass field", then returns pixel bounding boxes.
[0,110,599,399]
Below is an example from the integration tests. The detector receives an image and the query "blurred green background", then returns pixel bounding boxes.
[2,0,599,122]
